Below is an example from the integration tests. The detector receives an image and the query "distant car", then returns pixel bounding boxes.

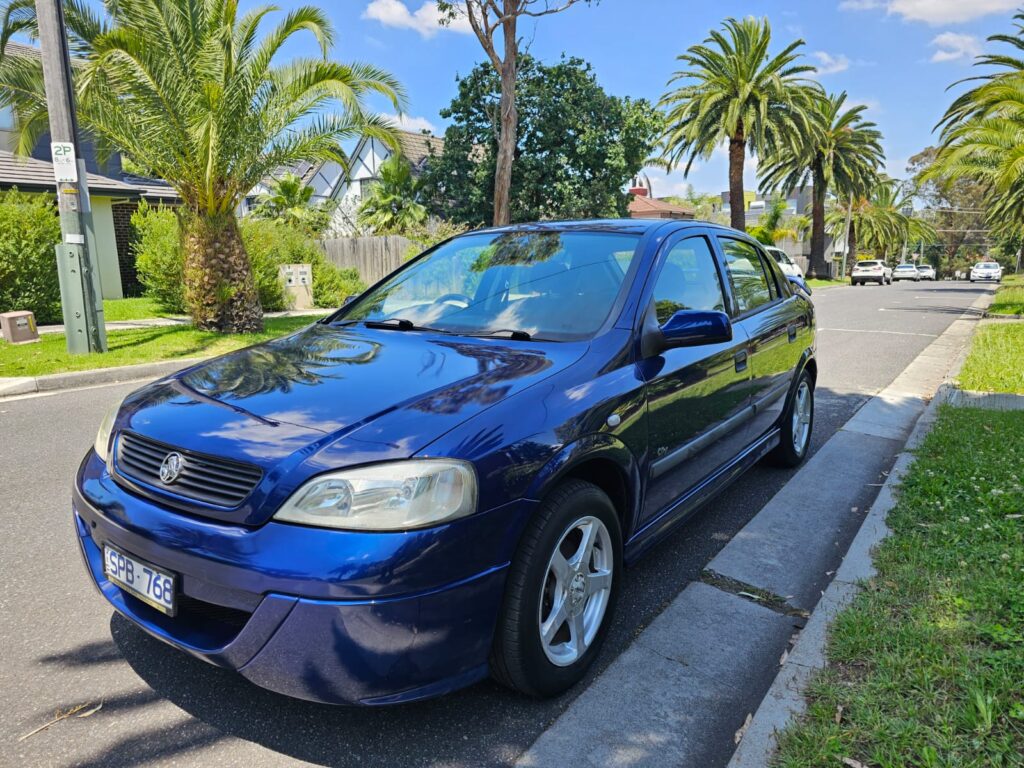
[892,264,920,282]
[970,261,1003,283]
[764,246,804,279]
[851,260,892,286]
[916,264,936,281]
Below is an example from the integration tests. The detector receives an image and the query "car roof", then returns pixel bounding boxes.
[472,219,738,238]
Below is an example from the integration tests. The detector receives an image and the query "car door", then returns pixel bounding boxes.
[716,236,808,446]
[637,232,754,526]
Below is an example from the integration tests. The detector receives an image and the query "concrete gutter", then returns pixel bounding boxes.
[517,291,993,768]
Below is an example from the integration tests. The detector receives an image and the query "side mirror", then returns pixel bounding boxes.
[660,309,733,350]
[787,274,812,296]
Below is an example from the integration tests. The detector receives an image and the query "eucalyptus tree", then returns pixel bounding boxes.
[659,16,817,232]
[759,91,884,277]
[0,0,404,332]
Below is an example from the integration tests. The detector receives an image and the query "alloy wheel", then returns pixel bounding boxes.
[538,516,613,667]
[792,380,812,455]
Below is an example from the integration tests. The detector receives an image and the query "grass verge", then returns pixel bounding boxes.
[958,323,1024,394]
[806,278,847,290]
[775,406,1024,767]
[987,274,1024,317]
[0,315,321,378]
[101,297,175,322]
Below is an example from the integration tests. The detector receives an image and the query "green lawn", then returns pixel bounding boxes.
[774,406,1024,768]
[987,274,1024,317]
[958,323,1024,394]
[101,297,177,322]
[806,278,847,290]
[0,315,322,378]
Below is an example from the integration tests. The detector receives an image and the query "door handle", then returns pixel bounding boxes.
[734,350,748,372]
[787,324,798,343]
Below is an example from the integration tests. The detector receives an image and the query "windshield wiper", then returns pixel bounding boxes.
[361,318,456,335]
[461,328,533,341]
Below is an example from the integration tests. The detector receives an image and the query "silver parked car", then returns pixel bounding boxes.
[851,260,892,285]
[916,264,936,281]
[892,264,920,282]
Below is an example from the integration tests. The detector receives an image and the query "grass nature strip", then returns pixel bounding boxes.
[0,315,321,378]
[986,274,1024,317]
[958,324,1024,395]
[775,407,1024,768]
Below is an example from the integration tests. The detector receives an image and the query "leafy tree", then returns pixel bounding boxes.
[253,173,335,235]
[0,0,403,333]
[930,11,1024,238]
[422,55,660,225]
[659,16,817,232]
[662,184,726,223]
[759,91,884,277]
[907,147,989,275]
[357,153,428,234]
[437,0,594,226]
[748,198,798,245]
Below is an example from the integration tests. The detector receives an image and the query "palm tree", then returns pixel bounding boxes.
[357,153,427,235]
[827,180,935,269]
[931,13,1024,236]
[748,198,798,245]
[759,91,885,277]
[659,16,817,231]
[0,0,404,332]
[253,172,333,234]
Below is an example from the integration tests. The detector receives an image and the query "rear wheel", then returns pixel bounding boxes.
[490,480,622,698]
[768,370,814,468]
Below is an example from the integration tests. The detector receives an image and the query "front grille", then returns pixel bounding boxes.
[115,431,263,508]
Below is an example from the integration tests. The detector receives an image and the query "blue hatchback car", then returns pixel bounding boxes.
[74,220,816,705]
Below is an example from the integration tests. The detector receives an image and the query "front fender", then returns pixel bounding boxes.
[524,432,643,534]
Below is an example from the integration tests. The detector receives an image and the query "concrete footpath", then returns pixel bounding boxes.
[517,291,992,768]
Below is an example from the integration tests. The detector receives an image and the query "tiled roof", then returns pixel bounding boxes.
[0,150,141,196]
[1,41,41,59]
[628,194,695,218]
[396,129,444,168]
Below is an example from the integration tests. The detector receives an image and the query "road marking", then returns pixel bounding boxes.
[819,327,939,338]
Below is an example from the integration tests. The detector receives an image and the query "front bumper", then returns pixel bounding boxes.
[74,452,529,705]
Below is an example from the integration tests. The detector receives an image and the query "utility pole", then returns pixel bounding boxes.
[35,0,106,353]
[840,196,853,279]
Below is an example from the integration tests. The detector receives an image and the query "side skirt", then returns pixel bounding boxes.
[623,428,780,565]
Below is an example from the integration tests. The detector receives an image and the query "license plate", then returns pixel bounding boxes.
[104,545,176,615]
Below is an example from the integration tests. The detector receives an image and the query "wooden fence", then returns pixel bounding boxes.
[319,235,412,285]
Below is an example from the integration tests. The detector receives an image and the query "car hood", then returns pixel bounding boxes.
[116,323,586,522]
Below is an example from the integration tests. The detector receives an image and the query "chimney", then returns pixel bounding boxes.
[629,186,649,197]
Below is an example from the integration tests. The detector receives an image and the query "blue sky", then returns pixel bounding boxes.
[310,0,1022,197]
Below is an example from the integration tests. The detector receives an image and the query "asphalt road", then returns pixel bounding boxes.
[0,280,994,768]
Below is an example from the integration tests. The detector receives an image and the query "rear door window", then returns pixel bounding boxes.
[718,237,777,315]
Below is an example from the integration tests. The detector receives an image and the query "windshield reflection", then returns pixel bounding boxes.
[340,231,640,341]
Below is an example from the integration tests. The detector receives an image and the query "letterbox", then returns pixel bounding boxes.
[0,311,40,345]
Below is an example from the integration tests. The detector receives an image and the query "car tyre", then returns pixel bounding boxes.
[490,479,622,698]
[768,370,815,468]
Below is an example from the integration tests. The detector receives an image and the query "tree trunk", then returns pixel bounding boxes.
[807,161,828,278]
[847,220,858,276]
[492,10,518,226]
[182,213,263,333]
[728,132,746,232]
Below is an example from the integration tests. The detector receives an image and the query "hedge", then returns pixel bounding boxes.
[0,189,63,324]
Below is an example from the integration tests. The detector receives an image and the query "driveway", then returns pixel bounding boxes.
[0,281,994,768]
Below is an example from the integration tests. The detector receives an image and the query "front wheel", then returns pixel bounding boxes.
[769,371,814,468]
[490,480,622,698]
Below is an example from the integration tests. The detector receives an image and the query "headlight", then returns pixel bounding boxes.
[273,460,477,531]
[94,395,126,463]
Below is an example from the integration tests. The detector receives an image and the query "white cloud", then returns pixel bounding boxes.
[812,51,851,75]
[839,0,1018,24]
[930,32,982,62]
[362,0,472,39]
[380,113,438,133]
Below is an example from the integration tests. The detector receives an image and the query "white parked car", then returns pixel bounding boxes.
[916,264,936,281]
[892,264,920,282]
[763,246,804,279]
[970,261,1003,283]
[851,260,892,285]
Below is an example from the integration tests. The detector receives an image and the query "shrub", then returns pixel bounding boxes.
[401,220,469,262]
[132,206,363,314]
[0,189,63,324]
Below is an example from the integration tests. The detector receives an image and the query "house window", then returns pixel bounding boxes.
[0,104,14,131]
[359,178,377,199]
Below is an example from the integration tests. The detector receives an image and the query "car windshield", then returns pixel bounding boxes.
[337,230,641,340]
[896,265,915,270]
